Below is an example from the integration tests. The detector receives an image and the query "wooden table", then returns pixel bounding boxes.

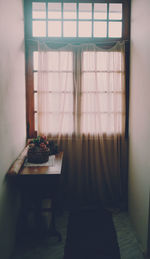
[18,152,63,240]
[21,152,63,176]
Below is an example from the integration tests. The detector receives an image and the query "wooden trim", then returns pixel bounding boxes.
[26,48,35,138]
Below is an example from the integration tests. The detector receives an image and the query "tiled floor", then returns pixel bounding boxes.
[113,212,145,259]
[11,211,145,259]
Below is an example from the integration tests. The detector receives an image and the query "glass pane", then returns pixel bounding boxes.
[48,72,73,92]
[108,52,123,71]
[34,92,37,111]
[94,4,107,19]
[46,113,73,134]
[32,21,46,37]
[61,52,73,71]
[34,72,38,91]
[33,52,38,70]
[32,2,46,19]
[64,3,77,19]
[48,3,61,19]
[109,22,122,37]
[79,21,92,37]
[82,72,109,92]
[47,52,59,70]
[81,93,97,113]
[79,3,92,19]
[82,52,95,71]
[108,73,123,92]
[82,73,95,92]
[48,21,61,37]
[94,22,107,37]
[64,21,76,37]
[47,51,73,71]
[48,93,73,112]
[34,113,38,131]
[96,52,108,70]
[109,4,122,20]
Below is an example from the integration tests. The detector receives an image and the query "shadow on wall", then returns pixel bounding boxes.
[0,177,21,259]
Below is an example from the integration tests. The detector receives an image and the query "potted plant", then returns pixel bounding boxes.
[28,136,50,163]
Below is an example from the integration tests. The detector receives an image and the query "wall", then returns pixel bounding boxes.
[129,0,150,254]
[0,0,26,258]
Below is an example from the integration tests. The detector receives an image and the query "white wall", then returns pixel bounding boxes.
[129,0,150,254]
[0,0,26,258]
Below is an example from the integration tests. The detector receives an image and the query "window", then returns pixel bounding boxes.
[32,2,123,38]
[32,46,125,136]
[24,0,130,138]
[81,50,124,134]
[33,51,74,134]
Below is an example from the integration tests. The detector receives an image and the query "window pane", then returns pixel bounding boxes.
[108,73,123,92]
[94,4,107,19]
[94,22,107,37]
[109,22,122,37]
[96,52,108,70]
[64,21,76,37]
[33,52,38,70]
[60,52,73,71]
[34,113,38,131]
[82,73,95,91]
[48,73,73,92]
[34,72,38,91]
[108,52,123,71]
[48,3,61,19]
[45,113,73,134]
[34,92,37,111]
[32,2,46,19]
[79,21,92,37]
[81,93,115,113]
[47,52,59,70]
[82,52,95,71]
[60,114,73,134]
[79,3,92,19]
[109,4,122,20]
[47,51,73,71]
[48,21,61,37]
[48,93,73,112]
[82,72,109,92]
[33,21,46,37]
[64,3,77,19]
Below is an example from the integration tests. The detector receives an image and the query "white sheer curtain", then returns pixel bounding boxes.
[80,44,125,136]
[36,41,128,206]
[37,45,74,136]
[37,42,125,137]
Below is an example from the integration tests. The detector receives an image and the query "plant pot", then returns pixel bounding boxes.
[27,148,50,164]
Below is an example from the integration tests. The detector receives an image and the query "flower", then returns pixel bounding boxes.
[29,136,50,152]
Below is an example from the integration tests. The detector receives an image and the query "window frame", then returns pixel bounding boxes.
[24,0,130,138]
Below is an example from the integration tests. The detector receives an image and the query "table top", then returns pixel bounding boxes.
[20,152,63,176]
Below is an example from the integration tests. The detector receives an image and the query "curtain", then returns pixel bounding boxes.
[37,41,128,207]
